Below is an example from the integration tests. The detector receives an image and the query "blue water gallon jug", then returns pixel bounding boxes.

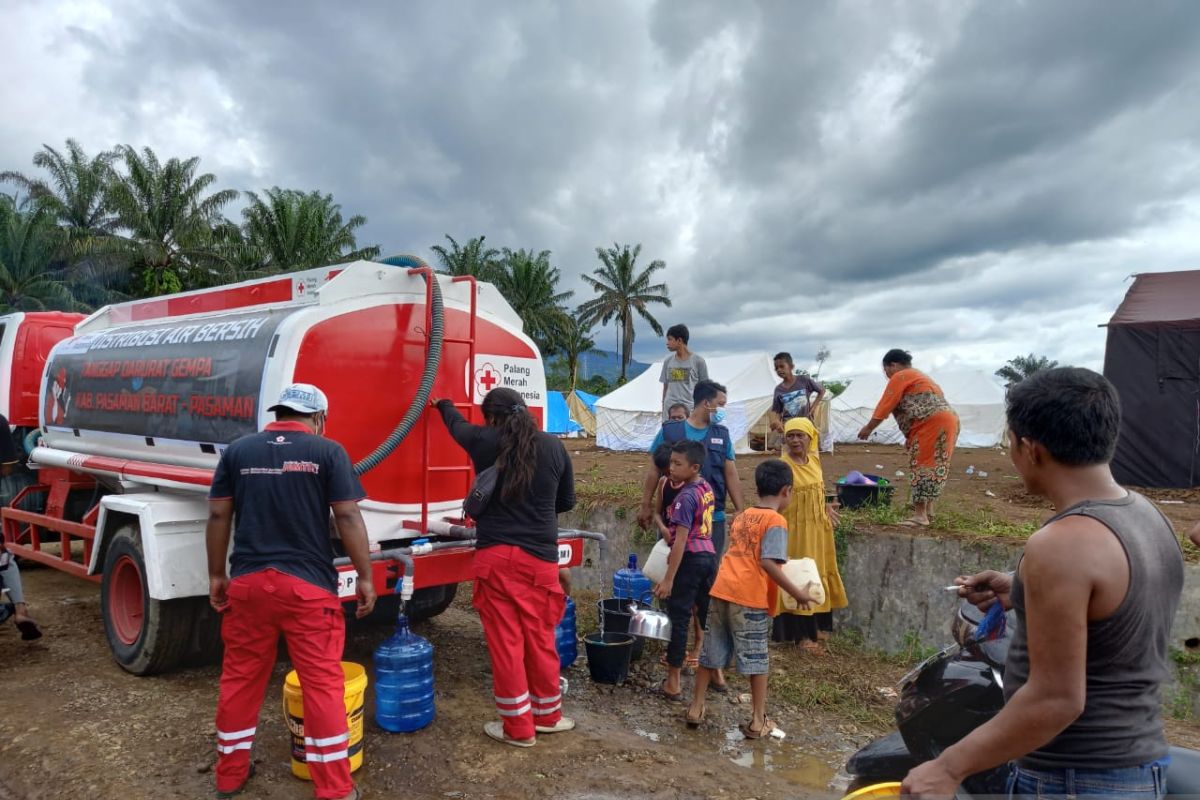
[556,596,577,669]
[373,614,435,733]
[613,553,653,605]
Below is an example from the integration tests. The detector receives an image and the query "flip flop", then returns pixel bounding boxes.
[16,619,42,641]
[739,717,774,740]
[484,721,535,748]
[685,655,700,669]
[708,680,729,694]
[898,519,930,528]
[657,680,683,702]
[685,706,706,729]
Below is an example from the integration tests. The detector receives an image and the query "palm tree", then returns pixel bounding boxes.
[556,317,600,389]
[576,243,670,381]
[203,219,271,285]
[0,139,119,241]
[1,140,126,307]
[241,187,379,272]
[494,248,573,357]
[104,145,239,297]
[0,195,78,312]
[996,354,1059,387]
[430,234,501,282]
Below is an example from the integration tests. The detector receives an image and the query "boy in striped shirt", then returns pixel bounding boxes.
[653,440,717,701]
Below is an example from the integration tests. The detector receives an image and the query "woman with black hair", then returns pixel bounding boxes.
[857,349,959,526]
[433,387,576,747]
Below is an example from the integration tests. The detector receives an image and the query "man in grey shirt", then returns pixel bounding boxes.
[660,324,708,419]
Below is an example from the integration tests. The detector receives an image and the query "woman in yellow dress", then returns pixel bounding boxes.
[772,417,848,652]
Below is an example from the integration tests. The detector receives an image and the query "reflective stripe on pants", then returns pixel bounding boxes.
[472,545,565,740]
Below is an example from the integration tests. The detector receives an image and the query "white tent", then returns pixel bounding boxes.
[828,368,1007,448]
[595,353,778,453]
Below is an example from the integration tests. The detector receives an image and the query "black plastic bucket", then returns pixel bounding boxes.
[597,598,645,661]
[836,475,896,510]
[583,632,634,684]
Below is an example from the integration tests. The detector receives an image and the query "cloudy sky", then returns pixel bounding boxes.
[4,0,1200,381]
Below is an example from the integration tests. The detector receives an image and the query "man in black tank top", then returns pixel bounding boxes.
[903,368,1183,799]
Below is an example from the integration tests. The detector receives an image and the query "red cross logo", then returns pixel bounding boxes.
[474,364,499,397]
[297,281,306,295]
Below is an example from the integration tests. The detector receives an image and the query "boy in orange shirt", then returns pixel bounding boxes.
[685,458,817,737]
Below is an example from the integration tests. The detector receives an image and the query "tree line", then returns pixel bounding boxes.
[1,140,670,391]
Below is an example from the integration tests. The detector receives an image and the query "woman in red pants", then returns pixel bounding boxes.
[433,387,576,746]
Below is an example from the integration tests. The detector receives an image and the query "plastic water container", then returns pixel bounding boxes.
[780,558,826,610]
[642,539,670,585]
[612,553,653,605]
[556,596,578,669]
[373,614,435,733]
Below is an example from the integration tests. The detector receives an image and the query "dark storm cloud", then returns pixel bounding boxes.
[658,0,1200,321]
[4,0,1200,372]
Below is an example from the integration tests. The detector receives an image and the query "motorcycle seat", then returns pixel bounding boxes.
[1168,746,1200,796]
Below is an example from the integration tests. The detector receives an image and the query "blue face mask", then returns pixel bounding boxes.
[712,407,727,425]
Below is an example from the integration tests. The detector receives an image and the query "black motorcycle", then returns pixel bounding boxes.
[845,599,1200,797]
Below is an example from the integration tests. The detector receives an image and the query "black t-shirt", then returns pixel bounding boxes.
[209,421,366,592]
[0,413,19,466]
[437,402,575,562]
[658,476,684,527]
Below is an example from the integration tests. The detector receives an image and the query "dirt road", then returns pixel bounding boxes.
[1,569,883,800]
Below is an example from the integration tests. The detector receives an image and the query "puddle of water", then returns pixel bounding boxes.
[722,726,838,789]
[633,728,661,743]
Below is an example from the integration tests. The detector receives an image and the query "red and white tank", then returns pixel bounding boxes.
[36,261,547,534]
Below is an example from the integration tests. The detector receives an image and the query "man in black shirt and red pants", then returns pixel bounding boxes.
[207,383,376,800]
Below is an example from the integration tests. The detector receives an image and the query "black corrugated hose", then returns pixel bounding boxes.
[353,255,444,475]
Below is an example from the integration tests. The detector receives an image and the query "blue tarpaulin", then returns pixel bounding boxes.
[547,391,583,435]
[572,390,598,411]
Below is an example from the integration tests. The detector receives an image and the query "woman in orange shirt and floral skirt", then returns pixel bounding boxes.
[857,349,960,527]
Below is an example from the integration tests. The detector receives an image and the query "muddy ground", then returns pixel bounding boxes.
[5,442,1200,800]
[2,569,895,800]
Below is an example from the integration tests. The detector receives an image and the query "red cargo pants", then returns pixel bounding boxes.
[472,545,565,740]
[214,568,353,800]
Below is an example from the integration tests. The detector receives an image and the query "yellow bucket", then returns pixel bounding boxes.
[841,782,903,799]
[283,661,367,780]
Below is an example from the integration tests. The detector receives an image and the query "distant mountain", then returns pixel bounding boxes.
[548,349,651,382]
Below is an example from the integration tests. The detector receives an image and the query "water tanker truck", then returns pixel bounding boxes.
[1,259,599,674]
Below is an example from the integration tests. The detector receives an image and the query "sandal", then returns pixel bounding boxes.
[708,680,729,694]
[685,655,700,669]
[685,706,706,729]
[800,640,828,656]
[484,721,535,748]
[16,619,42,641]
[898,518,930,528]
[657,680,683,702]
[739,717,774,740]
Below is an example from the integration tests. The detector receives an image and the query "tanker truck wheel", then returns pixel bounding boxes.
[100,526,193,675]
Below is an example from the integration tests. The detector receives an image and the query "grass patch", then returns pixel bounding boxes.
[897,630,939,663]
[1169,647,1200,721]
[575,463,642,512]
[769,630,907,730]
[928,506,1038,540]
[834,499,1036,541]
